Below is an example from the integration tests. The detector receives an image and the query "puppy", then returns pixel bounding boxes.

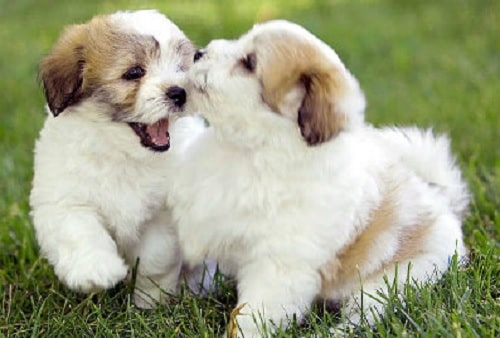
[167,20,469,336]
[30,10,212,308]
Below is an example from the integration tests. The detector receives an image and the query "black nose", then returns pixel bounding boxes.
[193,49,205,62]
[166,86,186,107]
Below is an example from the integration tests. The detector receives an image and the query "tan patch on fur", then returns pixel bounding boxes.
[177,39,197,73]
[319,193,397,296]
[254,31,348,145]
[319,186,433,298]
[393,218,431,262]
[39,15,160,117]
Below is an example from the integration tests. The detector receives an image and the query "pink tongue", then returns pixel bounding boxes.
[146,119,169,146]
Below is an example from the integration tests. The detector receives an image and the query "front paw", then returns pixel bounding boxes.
[56,250,128,293]
[132,270,182,309]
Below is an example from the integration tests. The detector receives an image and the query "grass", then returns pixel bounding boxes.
[0,0,498,336]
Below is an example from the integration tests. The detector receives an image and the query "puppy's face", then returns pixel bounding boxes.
[40,10,195,151]
[188,20,366,145]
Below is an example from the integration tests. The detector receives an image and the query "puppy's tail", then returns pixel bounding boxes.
[381,127,470,218]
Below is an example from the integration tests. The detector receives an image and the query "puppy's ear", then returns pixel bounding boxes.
[259,29,364,145]
[297,70,347,145]
[39,24,87,116]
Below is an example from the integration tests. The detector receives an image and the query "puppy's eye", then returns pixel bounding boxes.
[194,50,205,63]
[122,66,145,80]
[240,53,256,72]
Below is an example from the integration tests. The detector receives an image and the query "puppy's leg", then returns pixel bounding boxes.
[337,256,440,330]
[129,210,182,309]
[33,207,128,292]
[227,260,320,338]
[338,213,465,330]
[182,259,218,296]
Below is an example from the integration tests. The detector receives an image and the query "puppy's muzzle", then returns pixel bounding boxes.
[166,86,186,108]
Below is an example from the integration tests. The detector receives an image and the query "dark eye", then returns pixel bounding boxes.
[122,66,145,80]
[240,53,256,72]
[193,50,205,62]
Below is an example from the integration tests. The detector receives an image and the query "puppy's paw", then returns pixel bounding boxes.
[57,251,128,293]
[133,288,160,309]
[132,270,182,309]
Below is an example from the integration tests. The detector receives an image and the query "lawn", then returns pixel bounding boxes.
[0,0,498,337]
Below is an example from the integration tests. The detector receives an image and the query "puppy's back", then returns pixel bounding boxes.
[378,127,469,218]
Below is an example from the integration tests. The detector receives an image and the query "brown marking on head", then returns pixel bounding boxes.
[253,30,351,145]
[39,15,160,118]
[175,38,197,72]
[39,23,87,116]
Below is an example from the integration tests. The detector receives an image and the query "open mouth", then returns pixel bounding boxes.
[128,118,170,152]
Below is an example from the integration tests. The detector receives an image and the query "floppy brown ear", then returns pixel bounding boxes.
[258,32,354,146]
[297,70,347,145]
[39,24,87,116]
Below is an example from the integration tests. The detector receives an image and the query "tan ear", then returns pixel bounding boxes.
[297,70,347,145]
[258,29,356,145]
[39,24,87,116]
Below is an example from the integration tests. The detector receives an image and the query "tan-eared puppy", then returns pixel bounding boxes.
[166,20,469,336]
[30,10,213,308]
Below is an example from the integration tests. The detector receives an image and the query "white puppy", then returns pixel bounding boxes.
[167,20,469,336]
[30,10,212,308]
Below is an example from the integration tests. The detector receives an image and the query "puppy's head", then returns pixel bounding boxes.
[188,20,365,145]
[39,10,195,151]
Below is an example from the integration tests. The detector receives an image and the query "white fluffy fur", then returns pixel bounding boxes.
[30,10,213,308]
[166,20,469,336]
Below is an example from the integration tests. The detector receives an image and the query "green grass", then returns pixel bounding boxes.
[0,0,498,336]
